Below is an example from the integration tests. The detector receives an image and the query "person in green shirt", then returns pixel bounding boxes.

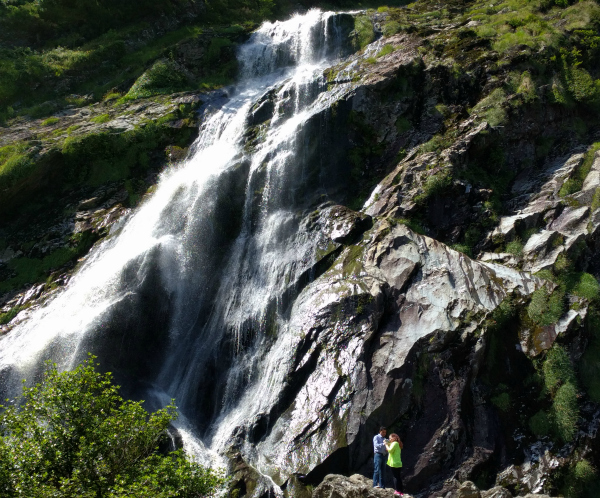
[384,433,404,496]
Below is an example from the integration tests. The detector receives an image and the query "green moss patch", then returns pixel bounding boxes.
[352,16,375,50]
[0,143,38,192]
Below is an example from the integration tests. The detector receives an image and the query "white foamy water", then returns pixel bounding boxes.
[0,9,364,492]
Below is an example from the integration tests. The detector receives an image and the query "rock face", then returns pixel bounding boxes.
[249,222,538,490]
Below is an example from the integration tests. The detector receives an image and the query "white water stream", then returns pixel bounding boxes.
[0,9,362,491]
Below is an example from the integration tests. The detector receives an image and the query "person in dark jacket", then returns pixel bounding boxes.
[372,426,387,488]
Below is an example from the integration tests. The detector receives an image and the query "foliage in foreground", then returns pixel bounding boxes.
[0,356,224,497]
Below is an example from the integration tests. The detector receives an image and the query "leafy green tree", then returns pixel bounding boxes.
[0,356,224,497]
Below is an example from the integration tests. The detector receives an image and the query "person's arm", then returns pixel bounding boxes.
[374,435,386,453]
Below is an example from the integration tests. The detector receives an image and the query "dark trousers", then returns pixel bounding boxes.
[390,466,403,493]
[373,452,386,487]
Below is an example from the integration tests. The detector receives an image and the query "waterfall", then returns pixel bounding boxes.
[0,8,362,487]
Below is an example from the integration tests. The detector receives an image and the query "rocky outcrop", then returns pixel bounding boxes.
[234,218,540,494]
[312,474,392,498]
[310,475,557,498]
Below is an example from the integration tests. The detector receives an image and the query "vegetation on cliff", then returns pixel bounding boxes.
[0,356,224,497]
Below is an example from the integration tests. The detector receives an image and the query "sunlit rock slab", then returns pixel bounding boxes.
[249,223,540,484]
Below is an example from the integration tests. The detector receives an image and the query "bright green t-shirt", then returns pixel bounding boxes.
[386,441,402,468]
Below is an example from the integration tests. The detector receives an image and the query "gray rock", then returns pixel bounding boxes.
[312,474,391,498]
[252,223,539,484]
[456,480,480,498]
[321,205,372,243]
[490,211,540,241]
[522,230,563,273]
[481,487,512,498]
[548,205,589,234]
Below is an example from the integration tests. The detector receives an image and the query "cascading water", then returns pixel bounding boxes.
[0,9,364,494]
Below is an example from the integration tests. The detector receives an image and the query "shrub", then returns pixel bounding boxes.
[528,287,565,326]
[552,382,579,441]
[124,59,189,100]
[580,308,600,401]
[451,243,473,257]
[353,16,375,49]
[505,238,524,256]
[205,37,234,65]
[41,116,59,126]
[0,356,224,497]
[419,170,452,201]
[572,272,600,300]
[529,410,551,436]
[377,44,395,58]
[383,21,402,37]
[471,88,507,127]
[543,345,576,395]
[592,188,600,210]
[394,217,426,235]
[395,115,412,133]
[574,459,597,483]
[559,177,582,197]
[491,392,510,411]
[565,65,599,103]
[91,113,111,124]
[517,71,537,102]
[0,142,37,191]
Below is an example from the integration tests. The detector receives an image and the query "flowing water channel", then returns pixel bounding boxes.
[0,9,367,493]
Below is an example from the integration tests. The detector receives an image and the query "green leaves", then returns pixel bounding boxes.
[0,355,224,497]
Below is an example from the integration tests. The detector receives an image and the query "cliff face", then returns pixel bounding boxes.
[2,2,600,498]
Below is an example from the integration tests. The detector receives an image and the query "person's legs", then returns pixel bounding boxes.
[391,467,404,493]
[373,453,382,487]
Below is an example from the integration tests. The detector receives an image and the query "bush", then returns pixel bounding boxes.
[353,16,375,50]
[565,65,599,104]
[471,88,507,127]
[0,356,224,497]
[491,392,510,411]
[395,115,412,133]
[528,287,565,326]
[415,170,453,203]
[517,71,537,102]
[559,177,583,197]
[124,59,189,100]
[552,381,579,442]
[529,410,551,436]
[571,272,600,300]
[41,116,59,126]
[91,113,111,124]
[0,142,37,191]
[543,345,577,395]
[505,238,524,256]
[574,459,597,483]
[383,20,402,37]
